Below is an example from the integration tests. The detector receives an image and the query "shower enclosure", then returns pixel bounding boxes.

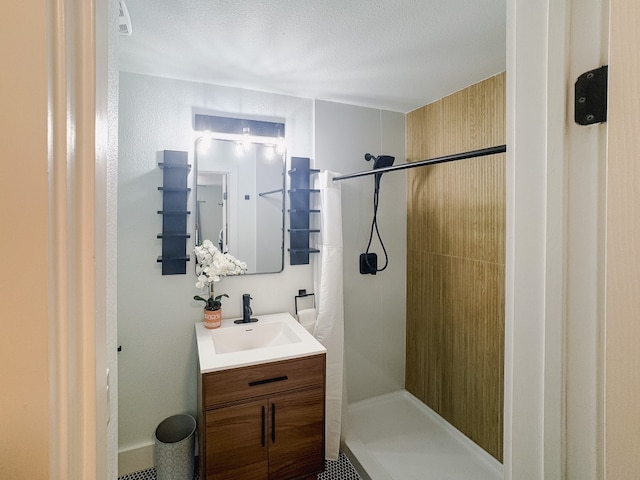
[336,73,506,480]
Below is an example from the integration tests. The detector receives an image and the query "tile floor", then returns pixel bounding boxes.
[118,452,361,480]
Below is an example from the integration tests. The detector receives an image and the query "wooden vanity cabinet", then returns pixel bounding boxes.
[198,354,326,480]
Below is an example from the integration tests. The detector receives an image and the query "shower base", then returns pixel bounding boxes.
[342,390,502,480]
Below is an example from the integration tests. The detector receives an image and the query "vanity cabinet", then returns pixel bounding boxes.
[198,353,326,480]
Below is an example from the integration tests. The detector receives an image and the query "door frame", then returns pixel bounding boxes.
[52,0,616,477]
[506,0,610,479]
[48,0,113,478]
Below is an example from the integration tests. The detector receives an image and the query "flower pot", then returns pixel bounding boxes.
[203,309,222,329]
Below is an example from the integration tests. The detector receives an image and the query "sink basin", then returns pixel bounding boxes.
[195,312,326,373]
[211,321,302,353]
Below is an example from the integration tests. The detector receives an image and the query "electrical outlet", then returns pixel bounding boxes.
[359,253,377,275]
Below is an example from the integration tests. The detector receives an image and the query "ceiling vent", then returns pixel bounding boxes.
[119,1,132,36]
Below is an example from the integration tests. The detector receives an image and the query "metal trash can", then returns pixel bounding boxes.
[154,414,197,480]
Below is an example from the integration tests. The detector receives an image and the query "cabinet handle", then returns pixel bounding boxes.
[248,375,288,387]
[271,403,276,443]
[261,406,266,447]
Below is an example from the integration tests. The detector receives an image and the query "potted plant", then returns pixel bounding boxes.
[193,239,247,329]
[194,293,229,329]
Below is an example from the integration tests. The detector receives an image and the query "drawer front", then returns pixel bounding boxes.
[203,354,325,408]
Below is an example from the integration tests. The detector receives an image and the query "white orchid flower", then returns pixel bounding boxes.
[193,240,248,290]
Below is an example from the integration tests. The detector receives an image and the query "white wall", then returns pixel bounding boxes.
[314,101,407,402]
[118,73,314,459]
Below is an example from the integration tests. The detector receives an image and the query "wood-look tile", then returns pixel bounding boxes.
[405,250,426,397]
[405,73,505,462]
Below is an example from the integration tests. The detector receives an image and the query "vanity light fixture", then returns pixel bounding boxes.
[194,114,286,153]
[205,131,281,145]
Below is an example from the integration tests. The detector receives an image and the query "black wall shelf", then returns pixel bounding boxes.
[289,248,320,254]
[158,150,191,275]
[158,163,191,169]
[287,157,320,265]
[157,233,191,239]
[158,187,191,193]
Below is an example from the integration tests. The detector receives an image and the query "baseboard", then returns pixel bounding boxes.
[118,443,154,477]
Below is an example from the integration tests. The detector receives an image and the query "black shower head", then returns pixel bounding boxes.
[374,155,395,170]
[365,153,396,191]
[364,153,395,170]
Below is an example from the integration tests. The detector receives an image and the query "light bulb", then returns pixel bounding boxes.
[264,144,275,160]
[197,137,213,155]
[242,127,251,152]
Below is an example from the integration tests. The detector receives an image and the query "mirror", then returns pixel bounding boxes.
[194,135,285,274]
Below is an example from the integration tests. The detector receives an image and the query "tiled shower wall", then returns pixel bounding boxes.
[405,73,506,461]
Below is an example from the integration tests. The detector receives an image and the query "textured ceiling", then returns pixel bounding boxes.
[119,0,506,113]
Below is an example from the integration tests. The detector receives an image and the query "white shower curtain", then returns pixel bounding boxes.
[312,170,345,461]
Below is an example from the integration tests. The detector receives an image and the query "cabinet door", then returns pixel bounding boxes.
[205,398,268,479]
[268,387,325,480]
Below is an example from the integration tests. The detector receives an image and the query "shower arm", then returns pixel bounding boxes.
[332,145,506,182]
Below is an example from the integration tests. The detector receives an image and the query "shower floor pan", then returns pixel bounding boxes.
[343,390,503,480]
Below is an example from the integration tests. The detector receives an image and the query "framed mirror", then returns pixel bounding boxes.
[194,115,286,274]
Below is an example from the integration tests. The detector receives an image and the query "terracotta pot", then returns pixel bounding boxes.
[203,309,222,329]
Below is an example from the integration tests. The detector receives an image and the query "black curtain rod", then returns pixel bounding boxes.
[332,145,507,182]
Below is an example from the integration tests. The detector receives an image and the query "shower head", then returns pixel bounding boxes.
[364,153,395,170]
[374,155,395,170]
[365,153,395,191]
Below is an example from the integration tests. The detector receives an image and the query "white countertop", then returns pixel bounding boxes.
[195,312,326,373]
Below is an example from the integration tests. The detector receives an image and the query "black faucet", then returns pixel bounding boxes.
[234,294,258,324]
